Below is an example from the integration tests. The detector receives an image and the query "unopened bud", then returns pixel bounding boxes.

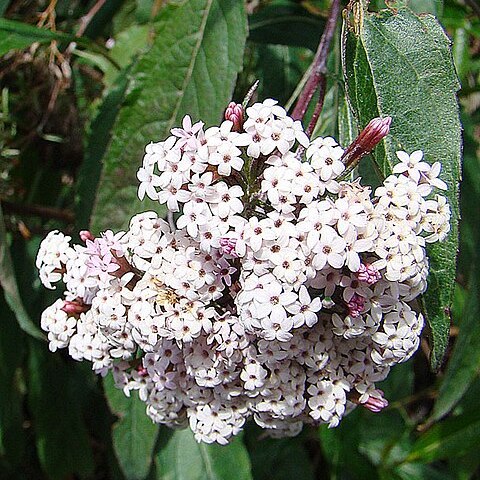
[219,237,239,257]
[225,102,244,131]
[62,300,88,315]
[79,230,95,242]
[347,293,366,318]
[356,263,381,285]
[363,390,389,413]
[342,117,391,168]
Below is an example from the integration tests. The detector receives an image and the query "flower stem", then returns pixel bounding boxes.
[291,0,341,124]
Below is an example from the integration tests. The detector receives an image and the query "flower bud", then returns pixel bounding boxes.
[224,102,243,131]
[362,391,389,413]
[79,230,94,242]
[342,117,392,168]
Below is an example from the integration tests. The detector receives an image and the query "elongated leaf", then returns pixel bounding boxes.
[155,428,252,480]
[405,409,480,463]
[0,296,25,471]
[0,204,43,339]
[27,339,95,479]
[90,0,248,233]
[431,268,480,420]
[342,7,461,370]
[103,374,158,480]
[0,18,71,56]
[75,68,131,230]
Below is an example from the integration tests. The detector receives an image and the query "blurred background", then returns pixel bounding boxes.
[0,0,479,479]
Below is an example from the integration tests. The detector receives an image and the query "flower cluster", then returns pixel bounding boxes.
[36,98,450,444]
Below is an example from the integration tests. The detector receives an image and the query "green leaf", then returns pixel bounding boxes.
[0,204,44,339]
[102,24,151,87]
[0,295,25,471]
[0,0,10,17]
[155,428,252,480]
[0,18,71,56]
[246,430,314,480]
[405,409,480,463]
[90,0,248,233]
[103,374,159,480]
[371,0,443,16]
[319,410,379,480]
[255,44,313,106]
[27,339,95,480]
[75,68,131,230]
[431,270,480,421]
[342,7,461,370]
[249,0,325,51]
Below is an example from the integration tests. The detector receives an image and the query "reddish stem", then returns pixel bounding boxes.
[291,0,341,122]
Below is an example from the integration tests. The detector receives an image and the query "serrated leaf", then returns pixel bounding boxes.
[90,0,248,234]
[103,374,159,480]
[342,7,461,370]
[0,18,71,56]
[431,268,480,421]
[405,409,480,464]
[155,428,252,480]
[27,339,95,480]
[249,0,324,51]
[0,204,44,339]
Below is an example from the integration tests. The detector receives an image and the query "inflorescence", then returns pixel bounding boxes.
[36,98,450,444]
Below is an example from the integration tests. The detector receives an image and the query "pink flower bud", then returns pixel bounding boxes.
[224,102,244,131]
[136,366,148,377]
[363,390,389,413]
[347,293,366,318]
[356,263,382,285]
[342,116,391,168]
[61,300,88,314]
[219,237,239,257]
[79,230,95,242]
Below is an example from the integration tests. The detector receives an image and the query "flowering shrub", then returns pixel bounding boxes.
[35,97,451,445]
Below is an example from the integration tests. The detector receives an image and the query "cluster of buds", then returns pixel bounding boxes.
[36,98,450,444]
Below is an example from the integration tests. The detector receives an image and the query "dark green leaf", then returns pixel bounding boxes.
[0,204,43,339]
[245,427,313,480]
[249,0,324,51]
[457,113,480,282]
[27,340,95,479]
[256,44,313,106]
[432,270,480,420]
[0,0,10,17]
[0,18,71,56]
[155,428,252,480]
[342,7,461,370]
[90,0,248,233]
[104,374,158,480]
[0,295,25,471]
[406,409,480,463]
[102,24,151,87]
[75,69,131,230]
[319,410,379,480]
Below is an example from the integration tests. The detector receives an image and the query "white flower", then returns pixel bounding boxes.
[312,225,346,270]
[286,286,321,327]
[393,150,430,183]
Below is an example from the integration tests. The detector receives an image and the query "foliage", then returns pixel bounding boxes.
[0,0,478,479]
